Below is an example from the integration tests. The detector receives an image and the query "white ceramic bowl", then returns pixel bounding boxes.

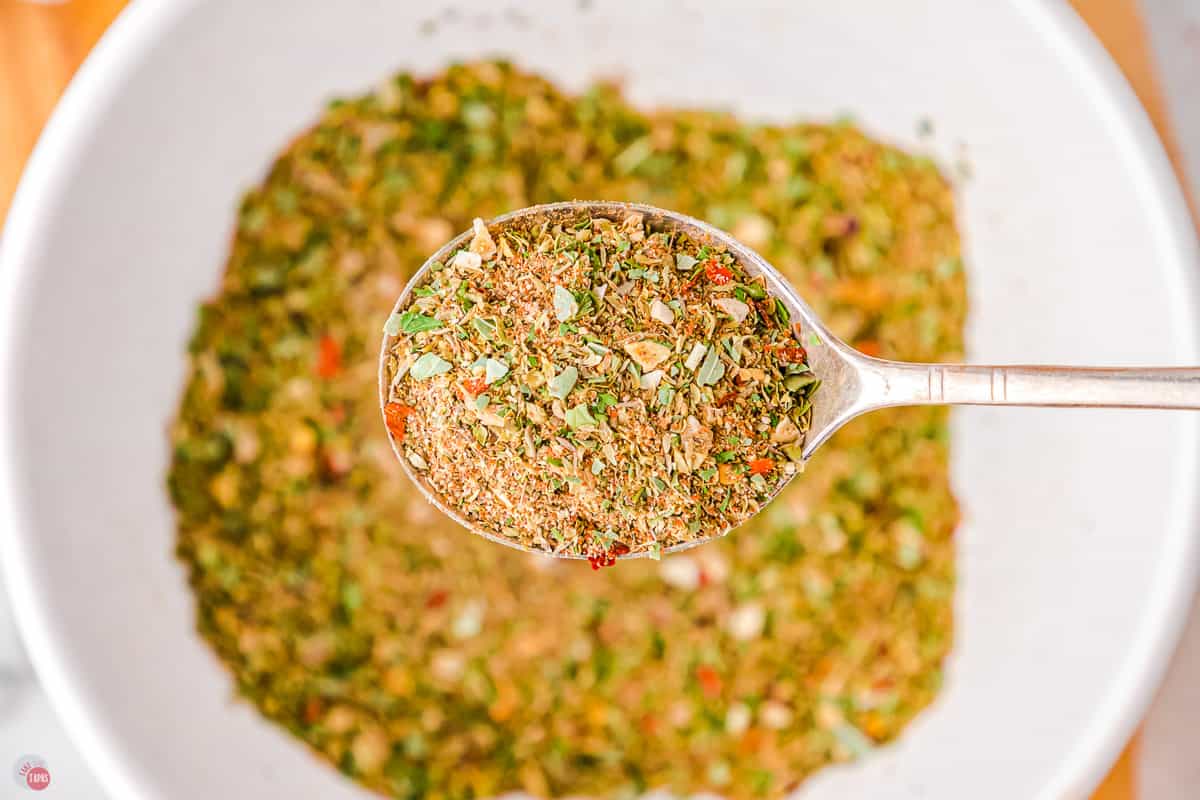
[2,1,1198,798]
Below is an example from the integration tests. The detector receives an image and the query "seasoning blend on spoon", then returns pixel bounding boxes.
[380,203,820,565]
[383,201,1200,564]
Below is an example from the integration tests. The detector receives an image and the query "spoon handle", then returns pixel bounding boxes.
[864,361,1200,410]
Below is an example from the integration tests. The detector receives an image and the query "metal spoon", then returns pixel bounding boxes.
[380,200,1200,558]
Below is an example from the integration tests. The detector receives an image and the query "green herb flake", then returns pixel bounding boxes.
[456,282,474,310]
[484,358,509,384]
[833,723,875,759]
[383,312,405,336]
[389,310,443,335]
[409,352,452,380]
[472,317,497,340]
[784,373,818,391]
[341,581,363,612]
[553,285,579,322]
[614,136,653,174]
[565,404,597,429]
[774,298,791,325]
[696,346,726,386]
[548,366,579,400]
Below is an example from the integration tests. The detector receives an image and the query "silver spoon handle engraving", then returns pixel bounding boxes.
[866,361,1200,410]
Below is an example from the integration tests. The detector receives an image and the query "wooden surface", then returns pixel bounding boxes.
[0,0,126,222]
[0,1,1187,798]
[1067,0,1197,225]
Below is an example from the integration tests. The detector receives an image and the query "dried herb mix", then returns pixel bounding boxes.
[382,210,819,560]
[169,61,964,799]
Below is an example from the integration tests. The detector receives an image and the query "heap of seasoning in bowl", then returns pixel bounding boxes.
[381,210,819,564]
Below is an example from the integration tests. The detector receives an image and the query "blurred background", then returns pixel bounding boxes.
[0,0,1197,798]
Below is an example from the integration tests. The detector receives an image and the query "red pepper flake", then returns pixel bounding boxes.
[715,391,738,408]
[322,449,352,477]
[748,458,775,476]
[587,541,629,569]
[855,339,882,357]
[774,345,808,363]
[823,213,860,238]
[680,272,711,299]
[302,697,324,725]
[587,552,617,570]
[704,258,734,285]
[696,664,723,699]
[738,728,766,755]
[587,553,613,570]
[462,376,488,397]
[383,402,415,441]
[425,589,449,609]
[329,403,347,425]
[315,334,341,378]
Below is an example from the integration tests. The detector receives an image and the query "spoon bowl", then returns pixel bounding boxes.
[380,200,849,559]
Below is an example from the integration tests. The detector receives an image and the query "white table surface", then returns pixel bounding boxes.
[0,1,1197,796]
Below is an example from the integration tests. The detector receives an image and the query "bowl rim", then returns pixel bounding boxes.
[1,1,1198,798]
